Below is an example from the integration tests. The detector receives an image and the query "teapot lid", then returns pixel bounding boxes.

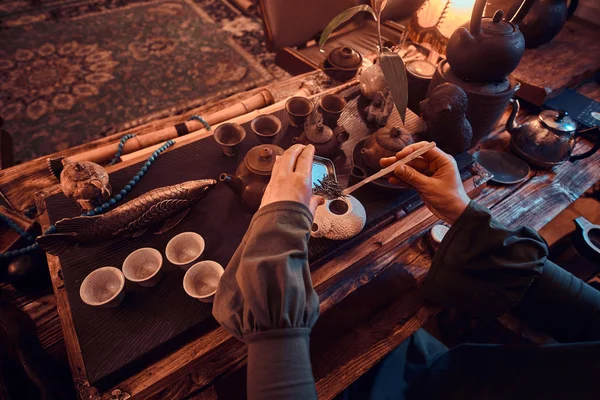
[328,46,362,70]
[375,126,412,152]
[245,144,284,175]
[305,123,334,144]
[539,110,577,132]
[482,10,515,35]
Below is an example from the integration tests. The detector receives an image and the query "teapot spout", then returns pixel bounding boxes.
[219,173,243,196]
[506,98,522,134]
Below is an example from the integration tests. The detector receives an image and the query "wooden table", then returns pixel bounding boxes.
[2,67,600,399]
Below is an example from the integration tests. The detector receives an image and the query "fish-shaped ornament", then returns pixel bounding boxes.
[60,159,112,212]
[38,179,217,256]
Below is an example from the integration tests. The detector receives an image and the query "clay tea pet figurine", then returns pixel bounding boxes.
[38,179,216,255]
[60,159,112,211]
[364,89,395,127]
[420,83,473,155]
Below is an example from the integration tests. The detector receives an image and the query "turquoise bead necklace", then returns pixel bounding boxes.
[0,138,176,260]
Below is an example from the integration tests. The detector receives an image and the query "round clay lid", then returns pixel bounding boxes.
[482,10,515,35]
[406,60,436,79]
[375,126,413,152]
[328,46,362,70]
[305,123,334,144]
[244,144,284,175]
[539,110,577,132]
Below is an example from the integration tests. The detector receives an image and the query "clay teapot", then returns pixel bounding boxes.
[293,123,349,158]
[361,125,414,171]
[508,0,579,48]
[506,99,600,168]
[446,0,525,82]
[219,144,284,211]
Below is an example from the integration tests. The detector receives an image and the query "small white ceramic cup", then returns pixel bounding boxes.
[165,232,205,270]
[80,267,125,307]
[122,248,163,287]
[183,261,224,303]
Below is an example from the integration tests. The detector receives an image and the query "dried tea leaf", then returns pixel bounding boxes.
[319,5,377,49]
[379,48,408,124]
[371,0,388,14]
[312,175,345,200]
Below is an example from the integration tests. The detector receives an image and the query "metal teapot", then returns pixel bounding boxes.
[219,144,284,211]
[446,0,525,82]
[508,0,579,48]
[506,99,600,168]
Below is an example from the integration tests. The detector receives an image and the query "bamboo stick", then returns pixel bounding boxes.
[120,79,359,163]
[68,89,275,165]
[343,142,436,195]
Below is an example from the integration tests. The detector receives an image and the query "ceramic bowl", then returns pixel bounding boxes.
[213,123,246,157]
[122,247,163,287]
[166,232,205,269]
[183,261,224,303]
[285,97,314,128]
[80,267,125,307]
[251,115,282,144]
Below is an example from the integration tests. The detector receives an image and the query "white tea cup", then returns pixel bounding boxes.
[80,267,125,307]
[183,261,224,303]
[122,248,163,287]
[166,232,205,269]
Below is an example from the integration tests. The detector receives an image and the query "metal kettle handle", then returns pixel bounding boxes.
[508,0,535,24]
[567,0,579,19]
[570,126,600,162]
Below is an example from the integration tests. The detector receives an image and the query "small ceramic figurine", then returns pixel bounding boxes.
[311,195,366,240]
[220,145,284,211]
[60,159,112,211]
[361,125,414,171]
[38,179,217,255]
[420,83,473,155]
[364,89,394,127]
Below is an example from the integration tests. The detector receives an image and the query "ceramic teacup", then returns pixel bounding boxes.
[285,97,314,128]
[251,115,282,144]
[80,267,125,307]
[320,94,347,128]
[183,261,224,303]
[166,232,205,270]
[214,123,246,157]
[122,247,163,287]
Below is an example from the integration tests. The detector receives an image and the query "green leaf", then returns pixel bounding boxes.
[319,5,377,49]
[379,48,408,124]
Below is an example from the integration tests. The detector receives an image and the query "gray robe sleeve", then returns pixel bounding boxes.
[212,201,319,400]
[424,201,600,341]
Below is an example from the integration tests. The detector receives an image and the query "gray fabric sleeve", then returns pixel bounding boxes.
[212,201,318,400]
[423,201,600,342]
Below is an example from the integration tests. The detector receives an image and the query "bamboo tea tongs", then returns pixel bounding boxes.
[343,142,436,195]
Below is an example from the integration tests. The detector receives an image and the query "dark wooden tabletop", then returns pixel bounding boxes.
[2,63,600,399]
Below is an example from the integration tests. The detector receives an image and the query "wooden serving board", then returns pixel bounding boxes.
[42,86,473,390]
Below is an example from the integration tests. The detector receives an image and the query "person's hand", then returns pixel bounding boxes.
[261,144,324,215]
[380,142,470,224]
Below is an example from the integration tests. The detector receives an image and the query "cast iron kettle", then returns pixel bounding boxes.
[446,0,525,82]
[507,0,579,48]
[219,144,284,211]
[506,99,600,168]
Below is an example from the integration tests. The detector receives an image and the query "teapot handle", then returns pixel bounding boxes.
[469,0,486,35]
[569,126,600,162]
[507,0,535,24]
[567,0,579,19]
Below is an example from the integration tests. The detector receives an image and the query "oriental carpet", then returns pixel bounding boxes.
[0,0,282,163]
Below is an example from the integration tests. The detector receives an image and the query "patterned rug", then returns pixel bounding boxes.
[0,0,285,163]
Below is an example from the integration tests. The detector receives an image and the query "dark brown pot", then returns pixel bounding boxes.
[428,61,519,145]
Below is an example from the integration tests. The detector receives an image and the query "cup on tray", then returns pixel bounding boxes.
[165,232,205,270]
[214,123,246,157]
[251,115,282,144]
[319,94,346,128]
[122,248,163,287]
[285,97,314,128]
[80,267,125,307]
[183,260,224,303]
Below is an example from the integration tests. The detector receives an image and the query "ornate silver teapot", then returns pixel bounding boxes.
[506,99,600,168]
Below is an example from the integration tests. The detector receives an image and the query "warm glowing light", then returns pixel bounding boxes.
[415,0,477,37]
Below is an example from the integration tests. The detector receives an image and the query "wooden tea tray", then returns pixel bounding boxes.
[39,85,474,392]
